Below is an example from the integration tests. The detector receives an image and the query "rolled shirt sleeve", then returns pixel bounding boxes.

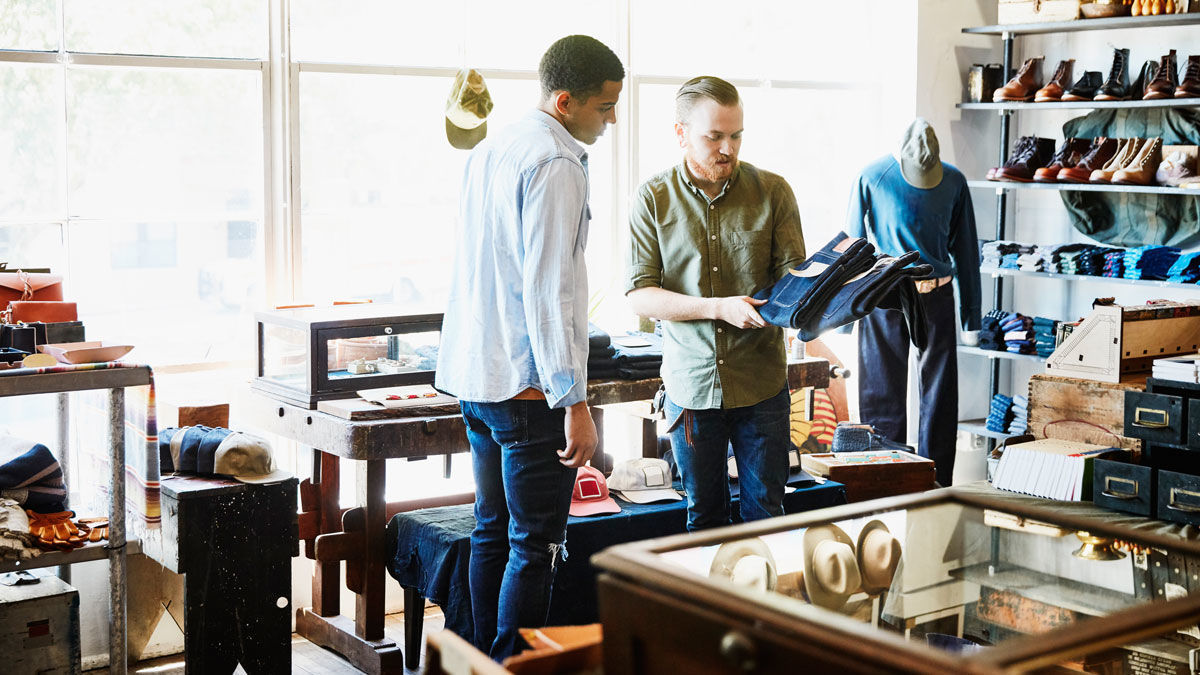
[521,158,589,408]
[627,183,664,293]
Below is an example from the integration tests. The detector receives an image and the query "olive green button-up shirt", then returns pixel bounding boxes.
[627,161,807,410]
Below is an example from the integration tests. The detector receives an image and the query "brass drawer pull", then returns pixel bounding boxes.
[1133,407,1170,429]
[1101,476,1138,500]
[1167,487,1200,514]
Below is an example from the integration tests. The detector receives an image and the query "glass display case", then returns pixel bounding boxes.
[593,489,1200,674]
[252,304,442,408]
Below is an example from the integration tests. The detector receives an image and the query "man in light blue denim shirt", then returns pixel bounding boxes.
[435,35,624,661]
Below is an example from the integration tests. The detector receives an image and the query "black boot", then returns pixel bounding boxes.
[1095,48,1131,101]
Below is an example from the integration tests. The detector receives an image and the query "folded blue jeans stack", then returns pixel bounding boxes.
[585,324,663,380]
[986,394,1014,434]
[1032,317,1058,358]
[978,309,1007,351]
[1008,395,1029,435]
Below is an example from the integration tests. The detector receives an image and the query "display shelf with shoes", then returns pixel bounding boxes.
[959,97,1200,109]
[964,13,1200,36]
[968,179,1200,194]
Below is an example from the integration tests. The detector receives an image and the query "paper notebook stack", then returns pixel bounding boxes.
[991,438,1113,501]
[1152,354,1200,383]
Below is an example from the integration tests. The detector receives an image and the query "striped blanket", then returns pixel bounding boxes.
[0,432,66,512]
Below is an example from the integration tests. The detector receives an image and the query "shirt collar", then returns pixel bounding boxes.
[679,161,740,203]
[527,109,587,163]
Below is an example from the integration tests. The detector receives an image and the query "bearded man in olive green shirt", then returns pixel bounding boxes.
[626,76,807,531]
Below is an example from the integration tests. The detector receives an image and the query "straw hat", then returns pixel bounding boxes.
[802,524,862,610]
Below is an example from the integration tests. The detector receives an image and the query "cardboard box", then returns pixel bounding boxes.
[0,574,81,675]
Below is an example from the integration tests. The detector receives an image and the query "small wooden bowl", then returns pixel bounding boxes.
[1081,2,1133,18]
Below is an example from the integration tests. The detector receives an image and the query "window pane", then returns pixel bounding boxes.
[0,63,64,219]
[66,66,263,219]
[0,0,58,51]
[291,0,617,69]
[67,219,264,366]
[0,223,66,271]
[64,0,266,58]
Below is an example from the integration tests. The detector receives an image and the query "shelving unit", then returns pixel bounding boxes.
[956,14,1200,449]
[957,419,1024,441]
[957,345,1046,364]
[982,266,1200,289]
[0,366,151,675]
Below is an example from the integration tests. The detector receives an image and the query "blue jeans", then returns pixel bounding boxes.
[461,399,577,661]
[665,387,790,531]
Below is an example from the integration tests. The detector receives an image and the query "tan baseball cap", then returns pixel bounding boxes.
[445,68,494,150]
[213,432,291,484]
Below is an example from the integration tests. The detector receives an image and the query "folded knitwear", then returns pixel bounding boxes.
[0,432,66,514]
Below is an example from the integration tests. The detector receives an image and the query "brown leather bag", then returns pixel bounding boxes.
[9,301,77,323]
[0,272,63,311]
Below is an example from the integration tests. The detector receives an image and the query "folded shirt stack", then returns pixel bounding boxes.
[611,331,664,379]
[981,241,1030,268]
[978,309,1008,351]
[0,431,67,514]
[587,324,620,380]
[1032,316,1059,358]
[1077,247,1117,276]
[1102,249,1125,278]
[1166,252,1200,284]
[986,394,1015,434]
[1000,312,1034,354]
[1017,247,1045,272]
[1124,246,1182,281]
[1008,395,1029,436]
[1000,253,1020,269]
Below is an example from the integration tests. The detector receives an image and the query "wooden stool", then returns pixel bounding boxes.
[157,474,298,674]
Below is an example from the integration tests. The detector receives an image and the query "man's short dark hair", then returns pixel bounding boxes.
[538,35,624,101]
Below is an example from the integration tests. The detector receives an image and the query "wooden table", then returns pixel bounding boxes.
[244,359,830,674]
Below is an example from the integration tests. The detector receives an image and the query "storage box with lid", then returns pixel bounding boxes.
[998,0,1082,24]
[594,489,1200,673]
[0,574,81,675]
[252,304,442,408]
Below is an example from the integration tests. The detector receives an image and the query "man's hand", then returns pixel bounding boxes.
[712,296,768,329]
[558,402,598,468]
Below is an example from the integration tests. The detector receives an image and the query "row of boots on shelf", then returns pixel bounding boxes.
[994,49,1200,102]
[988,136,1200,188]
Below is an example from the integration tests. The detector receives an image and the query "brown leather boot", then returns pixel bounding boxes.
[1035,59,1075,102]
[1090,139,1141,183]
[997,137,1056,182]
[1144,50,1178,100]
[1034,138,1090,182]
[1177,55,1200,98]
[1113,138,1163,185]
[1058,137,1117,183]
[993,57,1044,102]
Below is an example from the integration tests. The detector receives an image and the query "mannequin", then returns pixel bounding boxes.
[845,118,980,486]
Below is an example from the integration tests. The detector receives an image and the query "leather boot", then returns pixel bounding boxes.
[1144,50,1178,99]
[1035,59,1075,102]
[1176,55,1200,98]
[1129,59,1159,100]
[1062,71,1104,101]
[1058,137,1118,183]
[1034,138,1091,182]
[997,137,1057,182]
[1095,48,1132,101]
[1090,139,1142,183]
[993,57,1044,102]
[1113,138,1163,185]
[989,136,1033,181]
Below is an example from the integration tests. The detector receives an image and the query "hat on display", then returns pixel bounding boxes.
[445,68,493,150]
[856,520,902,595]
[802,524,862,610]
[569,465,621,517]
[708,537,777,592]
[895,118,943,189]
[160,426,291,484]
[607,458,681,504]
[214,432,292,484]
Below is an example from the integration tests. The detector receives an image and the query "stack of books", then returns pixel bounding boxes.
[1151,354,1200,383]
[991,439,1112,501]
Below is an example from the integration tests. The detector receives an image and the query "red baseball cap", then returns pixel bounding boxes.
[569,465,621,517]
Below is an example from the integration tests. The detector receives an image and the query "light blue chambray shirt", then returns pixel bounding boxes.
[435,110,591,409]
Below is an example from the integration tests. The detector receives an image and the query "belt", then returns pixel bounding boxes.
[914,276,953,294]
[512,388,546,401]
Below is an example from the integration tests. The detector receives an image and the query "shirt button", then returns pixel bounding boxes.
[718,359,724,365]
[717,328,723,333]
[710,204,715,210]
[711,235,717,240]
[712,266,719,272]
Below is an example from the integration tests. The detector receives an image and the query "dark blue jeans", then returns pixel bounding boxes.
[664,387,790,531]
[857,282,958,486]
[461,399,577,661]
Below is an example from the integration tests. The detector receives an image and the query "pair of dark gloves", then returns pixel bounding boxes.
[753,232,933,347]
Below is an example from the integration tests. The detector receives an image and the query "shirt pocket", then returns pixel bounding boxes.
[725,229,774,283]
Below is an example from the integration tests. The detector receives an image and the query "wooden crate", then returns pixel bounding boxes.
[801,450,936,501]
[0,574,80,675]
[998,0,1081,23]
[1027,374,1144,452]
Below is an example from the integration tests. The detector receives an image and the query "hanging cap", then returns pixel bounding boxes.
[445,68,494,150]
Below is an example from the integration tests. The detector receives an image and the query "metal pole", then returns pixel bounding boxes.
[988,33,1016,444]
[107,387,127,674]
[56,392,71,584]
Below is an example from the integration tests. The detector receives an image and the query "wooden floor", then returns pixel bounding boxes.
[109,608,446,675]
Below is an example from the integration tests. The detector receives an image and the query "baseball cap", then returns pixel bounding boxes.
[606,458,681,504]
[894,117,943,189]
[213,432,292,484]
[569,465,621,517]
[445,68,493,150]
